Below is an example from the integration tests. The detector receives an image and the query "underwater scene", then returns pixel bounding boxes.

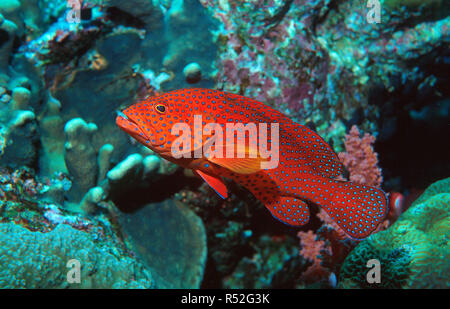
[0,0,448,290]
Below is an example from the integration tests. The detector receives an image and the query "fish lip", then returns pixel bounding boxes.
[118,110,164,146]
[116,112,148,138]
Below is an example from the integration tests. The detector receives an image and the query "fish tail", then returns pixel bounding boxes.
[304,177,388,239]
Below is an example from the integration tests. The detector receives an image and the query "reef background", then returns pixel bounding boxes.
[0,0,448,288]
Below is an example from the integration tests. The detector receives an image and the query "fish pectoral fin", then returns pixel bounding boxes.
[206,143,268,174]
[264,197,311,227]
[207,157,263,174]
[194,170,228,199]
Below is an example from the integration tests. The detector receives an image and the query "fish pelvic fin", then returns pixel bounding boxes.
[194,169,228,199]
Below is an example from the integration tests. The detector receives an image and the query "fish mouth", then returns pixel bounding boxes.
[116,111,144,135]
[116,111,163,147]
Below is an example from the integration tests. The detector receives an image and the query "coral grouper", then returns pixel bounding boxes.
[116,88,388,239]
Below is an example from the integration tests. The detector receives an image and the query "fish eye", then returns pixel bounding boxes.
[155,104,166,114]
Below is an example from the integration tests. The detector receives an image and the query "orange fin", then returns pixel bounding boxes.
[194,170,228,199]
[264,197,311,226]
[207,144,267,174]
[207,157,263,174]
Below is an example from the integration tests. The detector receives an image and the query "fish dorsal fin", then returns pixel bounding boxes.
[194,170,228,199]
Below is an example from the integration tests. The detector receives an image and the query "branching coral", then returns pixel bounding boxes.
[0,72,39,169]
[338,125,383,188]
[297,230,331,284]
[64,118,99,202]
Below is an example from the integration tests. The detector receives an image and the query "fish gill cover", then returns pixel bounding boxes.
[0,0,448,290]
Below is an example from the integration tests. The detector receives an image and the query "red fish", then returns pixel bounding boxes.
[116,88,388,239]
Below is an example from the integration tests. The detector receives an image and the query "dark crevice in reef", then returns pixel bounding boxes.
[0,29,10,49]
[106,7,146,29]
[311,0,345,32]
[39,7,147,67]
[42,27,104,65]
[80,7,93,21]
[112,170,203,213]
[200,182,321,289]
[264,0,294,28]
[373,46,450,192]
[389,2,450,31]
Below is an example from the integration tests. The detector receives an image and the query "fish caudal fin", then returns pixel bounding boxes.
[264,197,311,227]
[313,179,388,239]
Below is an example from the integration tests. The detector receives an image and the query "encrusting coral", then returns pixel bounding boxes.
[339,177,450,288]
[0,166,208,289]
[119,199,207,288]
[0,221,154,288]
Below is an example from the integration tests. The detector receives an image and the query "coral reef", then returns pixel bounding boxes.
[339,177,450,288]
[0,166,154,288]
[0,166,207,288]
[0,0,447,290]
[223,235,308,289]
[200,0,449,153]
[119,199,207,289]
[0,221,154,288]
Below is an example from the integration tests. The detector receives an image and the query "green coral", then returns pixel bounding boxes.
[338,177,450,289]
[118,199,207,289]
[410,177,450,206]
[339,240,411,288]
[0,221,154,288]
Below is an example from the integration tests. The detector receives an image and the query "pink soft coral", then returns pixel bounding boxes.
[338,125,382,188]
[298,230,328,261]
[297,230,331,283]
